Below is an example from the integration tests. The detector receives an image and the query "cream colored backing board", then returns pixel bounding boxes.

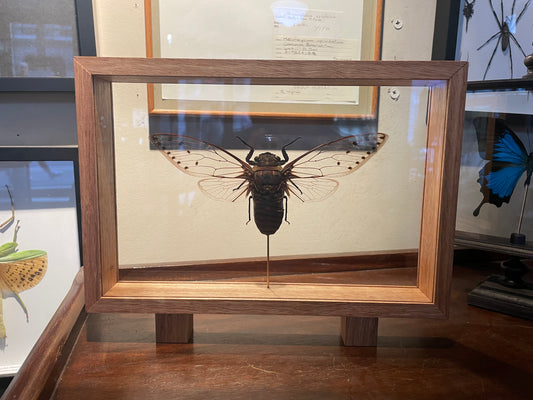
[113,83,427,269]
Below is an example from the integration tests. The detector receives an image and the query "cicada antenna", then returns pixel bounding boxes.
[236,136,256,165]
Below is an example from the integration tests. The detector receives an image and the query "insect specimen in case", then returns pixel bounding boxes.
[472,117,533,241]
[0,186,47,339]
[476,0,531,79]
[464,0,476,32]
[150,133,388,286]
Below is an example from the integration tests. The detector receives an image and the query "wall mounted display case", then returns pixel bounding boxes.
[456,0,533,82]
[456,80,533,254]
[0,148,81,375]
[74,57,467,343]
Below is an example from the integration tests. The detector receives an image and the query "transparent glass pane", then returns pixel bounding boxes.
[112,81,430,286]
[0,0,79,77]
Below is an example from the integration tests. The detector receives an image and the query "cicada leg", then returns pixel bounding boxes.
[246,196,252,225]
[284,196,290,225]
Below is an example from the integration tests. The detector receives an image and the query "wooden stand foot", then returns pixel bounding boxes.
[340,317,378,346]
[155,314,193,343]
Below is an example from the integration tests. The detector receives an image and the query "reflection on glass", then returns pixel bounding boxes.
[0,0,79,78]
[0,161,76,209]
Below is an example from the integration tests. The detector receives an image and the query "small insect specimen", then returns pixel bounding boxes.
[0,186,47,339]
[464,0,476,32]
[150,133,388,286]
[477,0,531,79]
[473,117,533,220]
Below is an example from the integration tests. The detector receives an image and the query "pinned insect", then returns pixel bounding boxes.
[0,185,47,339]
[463,0,476,32]
[150,133,388,286]
[477,0,531,79]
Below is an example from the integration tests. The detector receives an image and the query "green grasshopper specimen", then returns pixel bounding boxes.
[0,185,47,339]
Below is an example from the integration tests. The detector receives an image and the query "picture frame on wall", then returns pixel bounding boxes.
[0,147,81,376]
[0,0,96,92]
[144,0,383,118]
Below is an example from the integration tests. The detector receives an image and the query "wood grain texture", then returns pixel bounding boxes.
[340,316,378,346]
[1,268,85,400]
[74,59,101,308]
[74,57,467,85]
[93,77,119,296]
[433,64,468,316]
[119,251,419,284]
[155,314,193,343]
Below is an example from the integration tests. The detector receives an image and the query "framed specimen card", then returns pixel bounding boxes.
[145,0,383,117]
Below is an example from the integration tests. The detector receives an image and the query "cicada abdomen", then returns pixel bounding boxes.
[246,152,289,235]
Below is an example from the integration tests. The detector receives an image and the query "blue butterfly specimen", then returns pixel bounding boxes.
[473,117,533,216]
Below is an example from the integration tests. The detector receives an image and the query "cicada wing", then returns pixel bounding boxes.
[198,177,250,202]
[0,252,47,293]
[150,133,252,178]
[285,133,388,179]
[283,133,387,202]
[287,178,339,202]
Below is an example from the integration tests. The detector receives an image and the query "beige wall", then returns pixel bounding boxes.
[92,0,437,265]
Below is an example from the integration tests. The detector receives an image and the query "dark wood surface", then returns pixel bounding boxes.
[43,253,533,400]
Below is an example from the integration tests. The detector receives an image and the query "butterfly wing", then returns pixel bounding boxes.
[0,250,48,293]
[283,133,388,201]
[150,134,252,202]
[472,118,529,215]
[0,251,47,331]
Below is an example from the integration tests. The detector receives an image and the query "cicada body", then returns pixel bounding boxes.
[249,161,287,235]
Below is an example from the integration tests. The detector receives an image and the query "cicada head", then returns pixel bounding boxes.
[254,152,283,167]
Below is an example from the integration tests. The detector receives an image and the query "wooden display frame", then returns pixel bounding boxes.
[74,58,467,332]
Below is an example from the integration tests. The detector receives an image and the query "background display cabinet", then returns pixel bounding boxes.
[456,79,533,320]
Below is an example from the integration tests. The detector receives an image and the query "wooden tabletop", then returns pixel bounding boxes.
[53,256,533,399]
[3,251,533,400]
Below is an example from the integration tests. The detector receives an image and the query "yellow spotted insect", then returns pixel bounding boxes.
[0,185,47,339]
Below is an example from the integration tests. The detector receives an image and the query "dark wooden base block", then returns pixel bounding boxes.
[155,314,193,343]
[340,316,379,346]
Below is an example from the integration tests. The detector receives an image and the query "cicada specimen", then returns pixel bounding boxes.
[0,185,47,339]
[150,133,388,286]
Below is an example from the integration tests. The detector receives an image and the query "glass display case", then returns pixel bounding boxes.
[0,148,81,375]
[455,79,533,320]
[74,58,467,324]
[456,80,533,255]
